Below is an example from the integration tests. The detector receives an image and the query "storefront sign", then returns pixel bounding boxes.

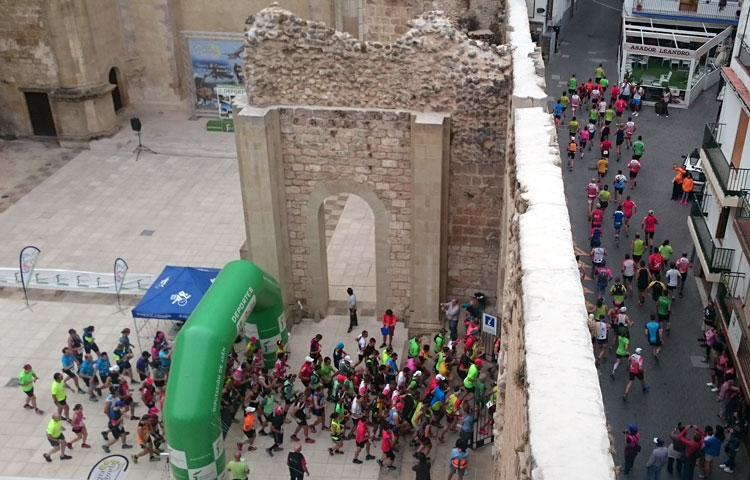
[625,43,692,57]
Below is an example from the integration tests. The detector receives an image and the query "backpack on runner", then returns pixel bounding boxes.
[597,268,609,284]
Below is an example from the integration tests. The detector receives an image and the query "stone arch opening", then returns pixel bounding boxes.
[302,180,390,320]
[324,193,377,313]
[108,66,125,112]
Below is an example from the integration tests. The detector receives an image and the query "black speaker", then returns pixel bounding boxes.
[130,117,142,132]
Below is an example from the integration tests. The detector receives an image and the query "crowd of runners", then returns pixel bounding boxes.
[20,326,168,464]
[557,65,748,479]
[19,291,500,479]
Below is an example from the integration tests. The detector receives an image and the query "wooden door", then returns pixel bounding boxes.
[732,109,749,169]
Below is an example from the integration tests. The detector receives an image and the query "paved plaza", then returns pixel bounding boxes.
[0,112,492,480]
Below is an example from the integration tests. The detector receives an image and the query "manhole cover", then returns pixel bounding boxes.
[5,377,19,387]
[140,229,155,236]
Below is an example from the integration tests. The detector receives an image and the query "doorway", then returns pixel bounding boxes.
[109,67,124,112]
[324,194,376,315]
[24,92,57,137]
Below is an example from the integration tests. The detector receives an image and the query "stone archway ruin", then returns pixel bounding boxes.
[302,179,390,319]
[234,7,510,328]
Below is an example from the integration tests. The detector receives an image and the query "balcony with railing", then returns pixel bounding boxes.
[702,123,750,207]
[733,191,750,260]
[627,0,741,23]
[688,197,735,281]
[716,272,750,399]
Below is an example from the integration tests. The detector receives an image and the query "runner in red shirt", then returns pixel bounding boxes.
[642,210,659,247]
[648,248,664,276]
[600,137,612,156]
[622,196,637,235]
[609,84,621,103]
[591,204,604,228]
[614,97,628,121]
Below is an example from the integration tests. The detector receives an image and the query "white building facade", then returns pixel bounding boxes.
[688,0,750,399]
[618,0,740,107]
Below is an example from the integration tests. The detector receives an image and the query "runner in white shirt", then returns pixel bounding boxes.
[617,306,633,327]
[621,254,636,297]
[624,118,636,149]
[571,92,581,116]
[595,316,610,363]
[591,246,607,272]
[665,263,681,295]
[586,179,599,217]
[356,331,368,363]
[676,252,691,297]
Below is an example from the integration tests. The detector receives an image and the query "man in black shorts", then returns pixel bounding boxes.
[289,393,315,444]
[43,413,71,462]
[102,401,133,453]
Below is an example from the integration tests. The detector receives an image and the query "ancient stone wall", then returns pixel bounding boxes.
[279,107,413,312]
[243,7,511,303]
[362,0,501,43]
[0,0,58,135]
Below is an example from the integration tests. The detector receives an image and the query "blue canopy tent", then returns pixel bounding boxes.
[131,265,220,350]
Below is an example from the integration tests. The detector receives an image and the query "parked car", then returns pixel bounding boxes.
[682,148,706,193]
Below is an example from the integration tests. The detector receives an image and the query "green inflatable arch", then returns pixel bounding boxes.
[163,260,288,480]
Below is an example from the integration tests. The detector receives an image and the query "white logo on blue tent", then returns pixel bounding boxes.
[156,277,170,289]
[170,291,191,306]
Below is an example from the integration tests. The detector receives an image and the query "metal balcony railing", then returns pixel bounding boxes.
[739,40,750,70]
[690,198,735,272]
[703,123,750,195]
[632,0,741,22]
[739,191,750,218]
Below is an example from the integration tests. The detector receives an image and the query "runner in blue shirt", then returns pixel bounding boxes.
[612,206,626,244]
[644,314,662,361]
[553,100,564,129]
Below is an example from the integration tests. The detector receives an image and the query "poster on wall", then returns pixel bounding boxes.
[208,85,245,132]
[188,39,244,114]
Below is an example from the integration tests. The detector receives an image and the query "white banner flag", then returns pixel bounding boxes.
[114,258,128,295]
[19,246,40,290]
[19,245,40,308]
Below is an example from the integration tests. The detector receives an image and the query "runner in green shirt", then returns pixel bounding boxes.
[569,74,577,94]
[589,108,598,124]
[657,292,673,334]
[658,240,673,263]
[599,76,609,92]
[568,118,579,136]
[227,452,250,479]
[605,107,615,124]
[43,414,71,462]
[408,335,421,358]
[50,372,70,420]
[433,329,446,354]
[632,234,646,261]
[611,330,630,378]
[633,136,645,158]
[19,364,43,414]
[595,65,605,82]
